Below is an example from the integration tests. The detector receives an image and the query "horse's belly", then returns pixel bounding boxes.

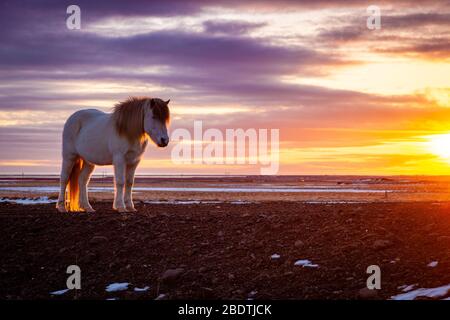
[77,143,112,165]
[75,121,113,165]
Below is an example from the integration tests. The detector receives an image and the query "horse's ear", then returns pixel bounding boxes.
[165,99,170,105]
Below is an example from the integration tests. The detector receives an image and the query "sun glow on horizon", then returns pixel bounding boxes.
[426,133,450,162]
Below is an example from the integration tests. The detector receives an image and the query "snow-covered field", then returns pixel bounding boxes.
[0,196,56,205]
[0,186,392,193]
[391,283,450,300]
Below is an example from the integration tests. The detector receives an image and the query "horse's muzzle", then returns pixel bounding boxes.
[158,138,169,147]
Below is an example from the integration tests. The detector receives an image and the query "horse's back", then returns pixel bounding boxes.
[66,108,105,124]
[64,108,106,130]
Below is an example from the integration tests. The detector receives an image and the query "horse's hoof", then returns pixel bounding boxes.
[114,207,128,213]
[56,205,67,213]
[126,207,137,212]
[84,207,95,213]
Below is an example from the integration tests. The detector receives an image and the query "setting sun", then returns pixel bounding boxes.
[426,133,450,161]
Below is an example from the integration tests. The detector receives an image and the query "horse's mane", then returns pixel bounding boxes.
[113,97,170,142]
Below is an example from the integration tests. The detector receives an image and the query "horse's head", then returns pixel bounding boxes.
[144,98,170,147]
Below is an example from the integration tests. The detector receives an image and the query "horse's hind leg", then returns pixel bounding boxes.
[56,156,76,212]
[79,161,95,213]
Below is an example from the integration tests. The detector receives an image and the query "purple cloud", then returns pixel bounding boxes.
[203,20,267,35]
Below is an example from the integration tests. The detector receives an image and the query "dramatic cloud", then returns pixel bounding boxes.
[203,20,267,35]
[0,0,449,174]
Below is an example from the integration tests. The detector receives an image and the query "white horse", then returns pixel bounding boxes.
[56,97,170,213]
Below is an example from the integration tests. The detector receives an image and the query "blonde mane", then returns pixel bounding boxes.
[113,97,170,142]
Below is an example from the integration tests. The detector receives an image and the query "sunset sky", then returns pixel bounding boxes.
[0,0,449,175]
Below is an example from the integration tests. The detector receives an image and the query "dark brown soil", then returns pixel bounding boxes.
[0,201,449,300]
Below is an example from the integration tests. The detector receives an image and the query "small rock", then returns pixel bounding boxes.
[372,239,392,250]
[294,240,304,247]
[358,287,378,299]
[89,236,108,245]
[161,268,184,282]
[217,231,224,237]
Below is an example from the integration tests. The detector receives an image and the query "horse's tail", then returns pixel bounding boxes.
[66,157,83,212]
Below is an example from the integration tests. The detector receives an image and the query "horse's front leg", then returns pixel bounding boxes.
[113,156,127,213]
[124,162,139,212]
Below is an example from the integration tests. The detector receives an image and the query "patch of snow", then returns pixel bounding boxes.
[294,259,319,268]
[105,282,129,292]
[271,254,281,260]
[391,284,450,300]
[144,200,222,205]
[145,200,257,205]
[247,290,257,299]
[427,261,438,268]
[155,293,167,300]
[304,201,368,204]
[0,186,392,193]
[134,286,150,292]
[0,186,60,193]
[50,288,69,295]
[398,284,417,292]
[0,196,57,205]
[0,179,28,182]
[230,200,256,204]
[129,187,390,193]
